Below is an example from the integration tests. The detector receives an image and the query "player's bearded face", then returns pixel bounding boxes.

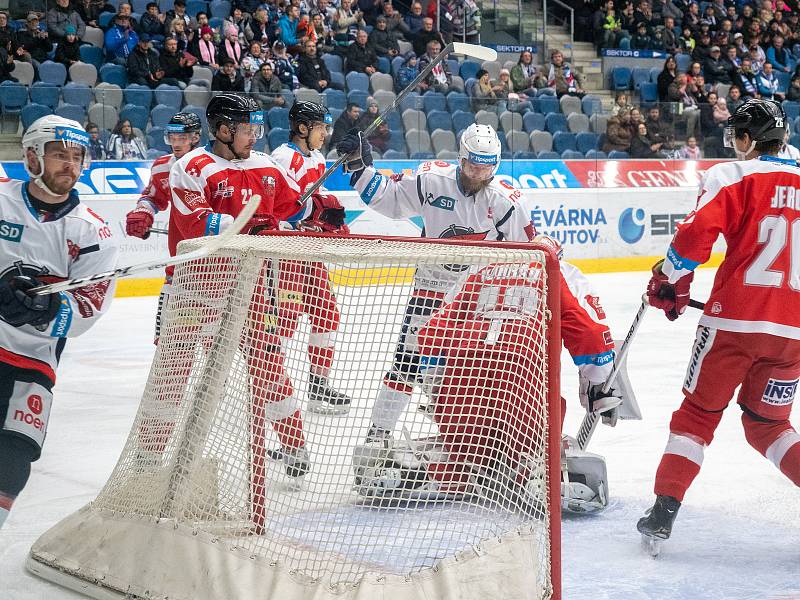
[41,143,84,195]
[460,159,494,194]
[231,123,262,157]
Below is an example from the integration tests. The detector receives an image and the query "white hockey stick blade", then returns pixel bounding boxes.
[452,42,497,61]
[32,193,262,295]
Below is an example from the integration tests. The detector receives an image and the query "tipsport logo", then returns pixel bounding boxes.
[618,207,646,244]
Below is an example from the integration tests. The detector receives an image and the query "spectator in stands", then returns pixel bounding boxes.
[0,13,13,52]
[192,25,219,69]
[46,0,85,43]
[76,0,100,29]
[140,3,165,41]
[603,109,632,153]
[128,33,165,88]
[678,25,695,53]
[689,72,709,103]
[196,11,211,33]
[667,72,699,136]
[310,12,335,54]
[704,46,733,85]
[418,39,452,94]
[279,4,305,54]
[330,102,361,147]
[692,31,712,62]
[332,0,365,46]
[412,17,445,56]
[547,49,585,98]
[357,0,382,26]
[732,31,747,57]
[682,1,701,33]
[631,21,652,49]
[768,34,794,73]
[169,18,192,52]
[245,7,270,44]
[725,84,744,112]
[404,1,424,35]
[749,40,766,72]
[159,36,194,88]
[86,122,106,160]
[656,0,683,26]
[0,38,14,84]
[15,13,52,67]
[495,68,533,113]
[297,38,332,91]
[757,61,784,100]
[115,3,138,32]
[381,0,410,40]
[218,24,245,68]
[272,40,297,87]
[107,119,147,160]
[619,2,636,34]
[346,28,377,75]
[788,74,800,101]
[679,136,701,159]
[317,0,337,25]
[395,52,417,91]
[225,8,250,40]
[611,91,631,115]
[734,58,759,99]
[601,6,625,50]
[104,12,137,66]
[212,57,245,91]
[644,104,674,150]
[657,55,676,102]
[470,68,502,112]
[698,89,719,137]
[370,15,399,58]
[631,122,666,158]
[722,44,741,73]
[660,17,678,53]
[251,62,285,108]
[166,0,197,34]
[241,40,267,90]
[510,50,543,98]
[54,24,80,69]
[233,0,261,17]
[357,96,379,130]
[713,95,730,126]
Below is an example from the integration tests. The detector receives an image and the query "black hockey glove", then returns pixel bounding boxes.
[579,374,623,418]
[0,275,62,328]
[335,129,373,180]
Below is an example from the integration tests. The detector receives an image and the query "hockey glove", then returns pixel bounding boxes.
[0,276,62,328]
[301,193,349,233]
[336,130,373,177]
[647,258,693,321]
[125,204,156,239]
[579,374,623,416]
[247,214,279,235]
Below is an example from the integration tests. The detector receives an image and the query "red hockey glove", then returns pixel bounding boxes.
[126,204,155,239]
[647,259,693,321]
[532,233,563,260]
[300,193,349,234]
[247,214,279,235]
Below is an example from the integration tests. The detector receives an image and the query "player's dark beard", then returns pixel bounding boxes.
[460,171,491,196]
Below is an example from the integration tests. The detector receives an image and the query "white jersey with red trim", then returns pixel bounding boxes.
[354,161,535,292]
[663,156,800,339]
[0,180,119,382]
[137,153,175,213]
[270,142,322,225]
[168,146,302,260]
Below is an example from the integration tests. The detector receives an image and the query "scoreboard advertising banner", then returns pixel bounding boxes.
[0,159,726,296]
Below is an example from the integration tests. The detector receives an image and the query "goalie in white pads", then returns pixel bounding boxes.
[336,125,620,512]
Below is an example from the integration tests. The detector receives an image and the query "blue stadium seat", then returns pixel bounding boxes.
[186,1,208,17]
[452,110,475,134]
[99,64,127,87]
[422,92,447,113]
[581,95,602,116]
[322,88,346,110]
[384,112,402,132]
[254,135,268,152]
[55,103,87,123]
[151,104,176,127]
[632,67,650,90]
[561,149,583,159]
[464,77,477,98]
[132,0,149,13]
[209,16,224,30]
[346,71,369,92]
[585,149,607,159]
[446,91,470,113]
[209,0,231,18]
[383,149,408,159]
[459,61,480,80]
[79,45,104,69]
[612,66,632,90]
[21,103,50,129]
[62,82,93,108]
[777,71,791,93]
[39,61,67,86]
[29,82,60,109]
[608,150,630,159]
[410,152,434,160]
[536,95,559,114]
[523,111,545,133]
[537,150,560,159]
[377,56,390,74]
[98,11,115,28]
[545,113,568,134]
[513,151,537,159]
[146,149,168,159]
[268,106,289,129]
[120,103,148,131]
[155,84,182,109]
[426,109,452,132]
[640,82,658,103]
[391,55,404,76]
[790,133,800,148]
[124,83,153,109]
[386,134,406,152]
[576,131,599,154]
[649,66,661,82]
[329,71,345,89]
[446,59,459,76]
[347,89,369,109]
[784,101,800,121]
[147,126,170,153]
[322,53,343,74]
[552,131,577,153]
[675,53,691,73]
[399,92,423,113]
[268,127,289,148]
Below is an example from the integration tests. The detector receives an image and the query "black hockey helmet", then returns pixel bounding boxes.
[206,93,264,137]
[724,98,787,148]
[289,100,332,135]
[167,112,202,134]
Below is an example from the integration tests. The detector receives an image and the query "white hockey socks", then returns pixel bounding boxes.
[0,506,9,529]
[370,384,412,431]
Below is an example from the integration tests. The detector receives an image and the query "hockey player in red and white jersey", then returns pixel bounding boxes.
[270,101,352,414]
[164,94,311,499]
[0,116,118,528]
[638,99,800,550]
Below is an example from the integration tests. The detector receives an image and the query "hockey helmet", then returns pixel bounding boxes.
[289,100,333,134]
[206,93,264,139]
[164,112,202,146]
[22,115,91,195]
[724,98,787,150]
[458,123,502,181]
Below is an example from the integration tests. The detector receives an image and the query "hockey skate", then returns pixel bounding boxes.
[352,425,394,488]
[281,446,311,478]
[637,495,681,557]
[306,374,352,415]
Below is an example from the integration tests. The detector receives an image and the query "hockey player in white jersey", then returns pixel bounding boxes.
[0,116,119,528]
[270,101,352,414]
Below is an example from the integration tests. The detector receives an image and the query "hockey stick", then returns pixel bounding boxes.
[148,227,168,236]
[30,194,262,295]
[298,42,498,202]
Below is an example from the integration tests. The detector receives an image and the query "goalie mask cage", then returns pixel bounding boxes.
[27,234,561,600]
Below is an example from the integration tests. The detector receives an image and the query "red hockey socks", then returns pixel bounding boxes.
[271,409,306,450]
[742,413,800,487]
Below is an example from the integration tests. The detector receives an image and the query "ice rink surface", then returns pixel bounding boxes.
[1,267,799,600]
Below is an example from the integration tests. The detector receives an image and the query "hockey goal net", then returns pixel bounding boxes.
[27,234,561,600]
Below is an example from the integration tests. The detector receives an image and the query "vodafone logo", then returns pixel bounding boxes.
[28,394,43,415]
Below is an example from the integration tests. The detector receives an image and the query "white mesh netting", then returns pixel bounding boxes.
[27,235,559,600]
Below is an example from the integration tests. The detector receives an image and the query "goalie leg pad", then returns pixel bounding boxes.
[561,440,610,513]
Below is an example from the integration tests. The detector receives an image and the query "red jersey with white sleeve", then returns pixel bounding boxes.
[271,142,322,224]
[138,153,175,213]
[662,156,800,339]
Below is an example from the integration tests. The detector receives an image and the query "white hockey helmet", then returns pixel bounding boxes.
[22,115,91,195]
[458,123,502,179]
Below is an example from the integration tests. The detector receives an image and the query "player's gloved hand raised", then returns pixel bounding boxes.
[300,193,349,233]
[247,214,279,235]
[647,258,693,321]
[126,204,155,239]
[0,275,62,328]
[336,129,373,175]
[579,374,623,420]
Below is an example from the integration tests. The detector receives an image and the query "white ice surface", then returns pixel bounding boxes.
[1,268,799,600]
